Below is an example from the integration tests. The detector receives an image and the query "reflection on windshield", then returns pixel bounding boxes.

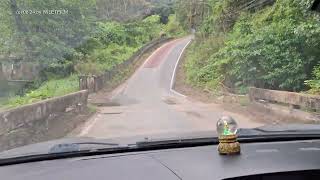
[0,0,319,154]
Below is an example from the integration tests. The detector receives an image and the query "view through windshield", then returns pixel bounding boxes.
[0,0,319,154]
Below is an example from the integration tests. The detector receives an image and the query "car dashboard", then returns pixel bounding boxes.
[1,139,320,180]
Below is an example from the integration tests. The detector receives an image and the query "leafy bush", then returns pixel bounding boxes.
[75,61,103,76]
[185,36,225,91]
[141,15,163,40]
[91,44,137,71]
[164,14,186,37]
[95,22,128,46]
[305,66,320,94]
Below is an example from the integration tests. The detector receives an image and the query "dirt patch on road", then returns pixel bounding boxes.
[163,96,179,105]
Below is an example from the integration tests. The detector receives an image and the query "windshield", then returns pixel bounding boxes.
[0,0,319,155]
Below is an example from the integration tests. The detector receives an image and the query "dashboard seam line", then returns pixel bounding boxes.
[148,155,183,180]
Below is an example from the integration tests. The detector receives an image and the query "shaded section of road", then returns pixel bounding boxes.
[78,37,263,139]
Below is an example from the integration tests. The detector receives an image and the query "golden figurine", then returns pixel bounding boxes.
[217,116,241,155]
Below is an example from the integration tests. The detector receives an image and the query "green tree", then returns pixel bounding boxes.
[306,66,320,94]
[1,0,96,65]
[175,0,211,30]
[183,0,320,93]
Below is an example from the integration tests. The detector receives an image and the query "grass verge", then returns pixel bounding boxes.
[0,75,79,109]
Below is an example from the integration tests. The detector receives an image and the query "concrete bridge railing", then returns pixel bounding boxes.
[248,87,320,123]
[0,90,88,151]
[249,87,320,111]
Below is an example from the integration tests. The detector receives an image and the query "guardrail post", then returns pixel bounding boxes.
[79,76,87,91]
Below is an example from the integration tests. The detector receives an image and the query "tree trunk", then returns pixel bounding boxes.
[0,62,5,81]
[122,0,127,14]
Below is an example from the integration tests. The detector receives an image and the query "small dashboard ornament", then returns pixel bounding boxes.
[217,116,241,155]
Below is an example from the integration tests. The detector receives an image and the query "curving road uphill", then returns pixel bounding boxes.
[78,37,263,140]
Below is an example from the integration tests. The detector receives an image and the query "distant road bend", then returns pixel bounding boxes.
[79,37,263,140]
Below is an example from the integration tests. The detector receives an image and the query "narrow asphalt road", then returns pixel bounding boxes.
[78,37,263,140]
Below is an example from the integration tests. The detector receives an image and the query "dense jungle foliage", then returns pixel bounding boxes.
[0,0,183,108]
[178,0,320,94]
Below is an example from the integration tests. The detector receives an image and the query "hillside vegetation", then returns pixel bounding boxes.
[0,0,184,108]
[177,0,320,94]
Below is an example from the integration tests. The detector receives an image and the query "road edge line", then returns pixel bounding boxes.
[170,39,192,98]
[78,114,100,137]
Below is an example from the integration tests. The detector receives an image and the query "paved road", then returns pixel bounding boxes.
[78,37,263,140]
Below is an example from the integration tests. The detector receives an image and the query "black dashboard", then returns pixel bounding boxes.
[1,140,320,180]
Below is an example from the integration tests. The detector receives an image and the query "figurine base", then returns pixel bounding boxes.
[218,142,241,155]
[218,135,241,155]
